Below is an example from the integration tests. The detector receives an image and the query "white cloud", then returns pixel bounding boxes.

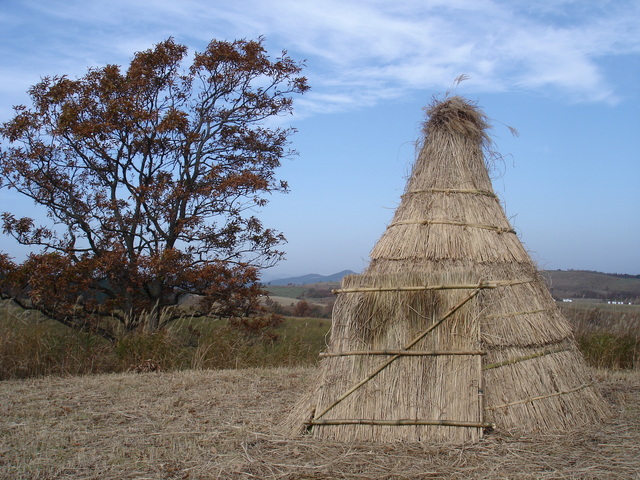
[1,0,638,117]
[201,0,637,111]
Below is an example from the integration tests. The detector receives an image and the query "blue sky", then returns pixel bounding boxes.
[1,0,639,278]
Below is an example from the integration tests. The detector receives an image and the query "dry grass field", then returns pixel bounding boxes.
[1,367,638,479]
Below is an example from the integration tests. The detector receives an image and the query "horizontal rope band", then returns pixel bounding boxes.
[485,383,593,411]
[334,283,493,294]
[306,418,495,429]
[403,188,498,199]
[483,347,571,371]
[389,219,515,234]
[320,350,487,357]
[485,308,549,319]
[333,279,534,294]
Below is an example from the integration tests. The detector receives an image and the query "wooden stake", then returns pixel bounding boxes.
[333,278,533,295]
[307,418,495,428]
[320,350,486,357]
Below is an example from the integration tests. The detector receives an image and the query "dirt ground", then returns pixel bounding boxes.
[0,367,638,479]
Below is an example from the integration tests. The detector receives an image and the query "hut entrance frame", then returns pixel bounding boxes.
[307,276,522,443]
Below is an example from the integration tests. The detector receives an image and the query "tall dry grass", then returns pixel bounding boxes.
[561,304,640,370]
[1,298,636,380]
[0,301,115,379]
[0,300,319,380]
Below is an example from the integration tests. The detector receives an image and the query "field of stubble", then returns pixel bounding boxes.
[1,367,638,480]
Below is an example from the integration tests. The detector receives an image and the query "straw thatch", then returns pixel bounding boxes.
[284,96,607,443]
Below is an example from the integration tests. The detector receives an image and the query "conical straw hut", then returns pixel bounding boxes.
[284,96,607,443]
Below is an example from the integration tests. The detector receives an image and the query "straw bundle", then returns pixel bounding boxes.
[284,96,607,443]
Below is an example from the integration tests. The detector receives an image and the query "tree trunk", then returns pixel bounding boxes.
[146,280,164,333]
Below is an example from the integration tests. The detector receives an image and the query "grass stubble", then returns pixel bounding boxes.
[1,298,638,478]
[0,367,638,480]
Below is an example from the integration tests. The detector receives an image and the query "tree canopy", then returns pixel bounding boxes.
[0,37,309,340]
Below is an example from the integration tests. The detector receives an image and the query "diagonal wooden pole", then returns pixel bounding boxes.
[314,283,489,421]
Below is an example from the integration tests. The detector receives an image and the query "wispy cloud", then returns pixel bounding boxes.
[204,0,637,110]
[1,0,638,117]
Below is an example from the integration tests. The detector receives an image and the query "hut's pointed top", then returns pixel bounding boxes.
[424,96,491,146]
[403,96,494,195]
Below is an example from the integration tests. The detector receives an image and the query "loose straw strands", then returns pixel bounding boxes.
[423,96,492,145]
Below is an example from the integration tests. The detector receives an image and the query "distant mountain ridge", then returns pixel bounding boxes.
[266,270,357,285]
[266,269,640,301]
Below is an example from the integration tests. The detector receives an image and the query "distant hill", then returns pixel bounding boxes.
[267,269,640,301]
[266,270,357,286]
[541,270,640,301]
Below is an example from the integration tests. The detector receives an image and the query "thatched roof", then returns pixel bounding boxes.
[283,96,607,443]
